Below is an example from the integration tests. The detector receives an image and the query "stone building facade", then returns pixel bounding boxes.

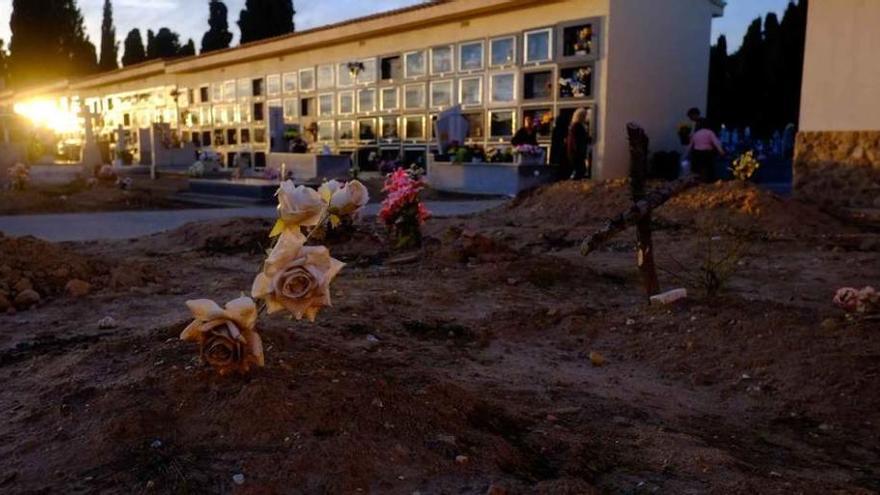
[795,0,880,210]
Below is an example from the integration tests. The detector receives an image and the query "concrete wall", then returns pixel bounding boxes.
[799,0,880,132]
[795,0,880,210]
[600,0,717,179]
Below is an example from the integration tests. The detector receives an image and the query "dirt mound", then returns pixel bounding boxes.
[0,234,109,310]
[498,180,850,237]
[660,181,850,237]
[159,217,276,255]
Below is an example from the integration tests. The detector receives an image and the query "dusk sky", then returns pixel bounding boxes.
[0,0,796,55]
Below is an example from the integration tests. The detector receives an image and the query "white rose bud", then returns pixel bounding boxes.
[277,180,325,227]
[329,180,369,216]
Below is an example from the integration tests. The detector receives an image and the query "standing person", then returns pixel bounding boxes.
[511,115,539,147]
[550,111,571,179]
[566,108,591,179]
[688,119,725,183]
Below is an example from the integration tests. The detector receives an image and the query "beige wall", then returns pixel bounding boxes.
[599,0,717,179]
[800,0,880,132]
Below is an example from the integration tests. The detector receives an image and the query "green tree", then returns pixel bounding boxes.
[150,28,182,59]
[98,0,119,71]
[121,28,146,66]
[8,0,99,87]
[238,0,296,44]
[146,29,157,59]
[179,39,197,57]
[202,0,234,53]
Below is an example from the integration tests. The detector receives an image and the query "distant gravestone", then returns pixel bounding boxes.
[80,104,103,168]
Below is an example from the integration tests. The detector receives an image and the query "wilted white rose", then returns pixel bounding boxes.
[318,179,343,199]
[328,180,369,215]
[180,296,264,375]
[277,180,325,227]
[251,231,344,321]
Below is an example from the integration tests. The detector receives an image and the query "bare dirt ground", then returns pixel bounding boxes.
[0,176,193,215]
[0,181,878,494]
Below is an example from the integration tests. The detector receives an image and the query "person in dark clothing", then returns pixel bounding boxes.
[550,112,571,179]
[511,115,539,147]
[566,107,591,179]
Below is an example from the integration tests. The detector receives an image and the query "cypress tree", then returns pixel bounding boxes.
[146,29,157,60]
[98,0,119,71]
[238,0,296,44]
[201,0,234,53]
[9,0,99,87]
[121,28,146,66]
[179,39,197,57]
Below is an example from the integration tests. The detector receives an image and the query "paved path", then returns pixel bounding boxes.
[0,200,506,242]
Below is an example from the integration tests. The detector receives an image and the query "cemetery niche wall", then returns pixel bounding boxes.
[0,0,723,183]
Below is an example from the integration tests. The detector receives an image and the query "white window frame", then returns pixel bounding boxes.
[317,64,335,90]
[358,88,377,113]
[489,71,518,105]
[403,50,427,79]
[358,58,378,85]
[337,63,354,88]
[318,93,335,117]
[283,98,298,120]
[380,86,399,112]
[458,40,485,73]
[338,120,356,141]
[338,90,355,115]
[524,27,554,65]
[403,83,426,110]
[299,68,316,92]
[266,75,281,97]
[488,109,517,139]
[283,72,298,94]
[490,35,518,68]
[430,45,455,76]
[430,79,455,109]
[358,117,377,142]
[458,76,483,107]
[379,115,400,141]
[317,120,335,142]
[403,115,426,141]
[222,80,236,102]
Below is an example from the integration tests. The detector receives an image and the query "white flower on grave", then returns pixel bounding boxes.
[251,231,345,322]
[180,296,264,375]
[277,180,326,228]
[324,179,370,216]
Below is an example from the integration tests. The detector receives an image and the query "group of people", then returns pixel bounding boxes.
[511,107,593,180]
[508,105,727,183]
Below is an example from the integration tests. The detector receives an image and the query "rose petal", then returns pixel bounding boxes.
[225,296,257,331]
[266,231,306,269]
[251,273,273,299]
[265,297,285,315]
[180,320,203,341]
[186,299,226,321]
[247,331,265,367]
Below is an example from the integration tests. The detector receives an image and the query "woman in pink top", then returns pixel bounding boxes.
[688,119,725,183]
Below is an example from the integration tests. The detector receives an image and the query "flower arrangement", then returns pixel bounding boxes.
[180,178,369,374]
[7,163,30,191]
[833,286,879,315]
[559,67,593,98]
[487,147,514,163]
[189,161,206,178]
[379,168,430,250]
[729,150,761,181]
[514,144,544,157]
[574,26,593,55]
